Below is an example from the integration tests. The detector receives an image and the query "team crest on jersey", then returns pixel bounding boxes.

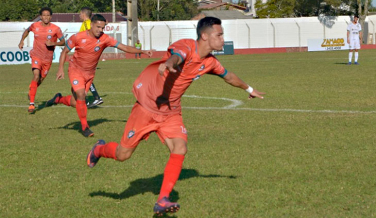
[192,75,201,81]
[73,80,79,85]
[127,130,135,138]
[198,65,205,71]
[47,35,52,40]
[94,46,100,52]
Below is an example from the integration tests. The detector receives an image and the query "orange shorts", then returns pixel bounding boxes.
[31,57,51,78]
[68,65,94,93]
[120,102,188,148]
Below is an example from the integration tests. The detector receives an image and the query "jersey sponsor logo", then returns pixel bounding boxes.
[94,46,100,52]
[48,29,52,32]
[47,35,52,40]
[34,60,38,64]
[127,130,135,138]
[136,82,142,89]
[82,39,86,43]
[36,28,39,31]
[192,75,201,81]
[180,126,187,134]
[97,40,100,44]
[44,70,48,75]
[73,80,79,85]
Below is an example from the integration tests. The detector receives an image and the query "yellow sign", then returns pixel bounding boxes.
[321,38,345,47]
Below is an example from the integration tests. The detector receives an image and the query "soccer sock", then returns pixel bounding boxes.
[76,99,88,130]
[94,142,118,159]
[28,80,38,104]
[349,52,353,62]
[57,95,72,106]
[90,83,101,100]
[355,52,359,62]
[158,153,185,201]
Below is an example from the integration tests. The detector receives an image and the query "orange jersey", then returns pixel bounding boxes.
[28,21,64,62]
[133,39,227,115]
[66,31,119,72]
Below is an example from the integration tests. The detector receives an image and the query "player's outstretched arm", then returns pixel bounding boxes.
[56,47,69,80]
[117,43,153,57]
[18,29,30,50]
[223,71,265,99]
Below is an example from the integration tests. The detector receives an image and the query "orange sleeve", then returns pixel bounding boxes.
[66,34,77,51]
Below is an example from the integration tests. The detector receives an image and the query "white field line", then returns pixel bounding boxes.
[1,92,375,114]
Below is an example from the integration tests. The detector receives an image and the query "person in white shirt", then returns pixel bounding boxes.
[347,15,362,65]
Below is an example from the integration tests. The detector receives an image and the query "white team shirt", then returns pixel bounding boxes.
[347,22,362,41]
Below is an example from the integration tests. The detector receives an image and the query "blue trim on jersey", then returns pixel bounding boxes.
[171,49,185,62]
[218,69,228,78]
[59,36,64,41]
[66,44,72,51]
[114,41,120,48]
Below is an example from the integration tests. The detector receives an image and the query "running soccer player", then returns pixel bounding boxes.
[45,14,153,137]
[86,17,265,216]
[18,7,65,113]
[79,7,103,108]
[347,15,362,65]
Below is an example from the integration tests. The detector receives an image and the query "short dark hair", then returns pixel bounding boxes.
[91,14,106,23]
[81,7,92,18]
[354,14,359,18]
[39,7,52,15]
[196,17,222,40]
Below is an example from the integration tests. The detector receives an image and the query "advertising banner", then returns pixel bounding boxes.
[212,41,234,55]
[308,38,349,51]
[0,47,62,65]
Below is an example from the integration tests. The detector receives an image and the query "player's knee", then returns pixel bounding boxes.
[116,146,135,161]
[172,143,188,155]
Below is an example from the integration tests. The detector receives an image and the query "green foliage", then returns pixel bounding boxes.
[139,0,198,21]
[0,0,39,21]
[255,0,295,18]
[255,0,371,18]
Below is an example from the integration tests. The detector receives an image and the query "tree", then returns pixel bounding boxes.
[0,0,39,21]
[254,0,295,18]
[137,0,198,21]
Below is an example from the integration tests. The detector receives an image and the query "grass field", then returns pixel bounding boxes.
[1,50,376,217]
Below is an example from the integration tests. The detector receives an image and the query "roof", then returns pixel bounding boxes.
[192,10,252,20]
[198,2,247,10]
[32,12,127,22]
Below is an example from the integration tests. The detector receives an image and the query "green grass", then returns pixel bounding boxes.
[1,50,376,217]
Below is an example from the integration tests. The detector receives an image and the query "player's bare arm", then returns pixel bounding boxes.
[116,43,153,57]
[56,47,69,80]
[347,30,350,44]
[158,54,182,75]
[45,38,66,47]
[223,71,265,99]
[18,29,30,50]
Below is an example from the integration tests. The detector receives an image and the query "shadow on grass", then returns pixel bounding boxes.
[335,62,351,65]
[89,168,236,202]
[54,118,126,132]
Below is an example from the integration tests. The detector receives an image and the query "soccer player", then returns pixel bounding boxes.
[134,39,142,59]
[79,7,103,108]
[347,15,362,65]
[86,17,265,216]
[18,7,65,113]
[46,14,153,137]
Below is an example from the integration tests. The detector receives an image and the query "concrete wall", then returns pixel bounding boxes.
[1,15,376,51]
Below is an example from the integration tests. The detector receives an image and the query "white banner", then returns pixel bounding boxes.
[0,47,63,65]
[308,38,349,51]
